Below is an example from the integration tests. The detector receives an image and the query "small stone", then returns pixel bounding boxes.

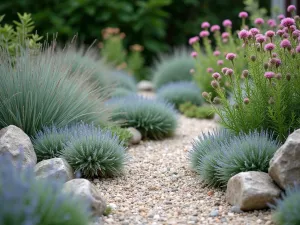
[127,127,142,144]
[35,158,74,183]
[108,203,117,210]
[207,190,214,196]
[137,80,154,92]
[230,206,243,214]
[210,209,219,217]
[226,171,281,211]
[153,215,160,220]
[63,178,106,216]
[256,219,263,224]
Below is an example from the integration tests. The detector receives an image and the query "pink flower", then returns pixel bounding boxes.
[221,67,228,74]
[278,14,285,20]
[280,39,291,49]
[213,50,221,56]
[217,60,224,65]
[281,18,295,27]
[249,28,260,36]
[223,38,228,43]
[272,53,278,58]
[254,18,264,25]
[189,36,199,45]
[191,51,198,58]
[243,98,250,104]
[290,25,297,32]
[264,43,275,51]
[282,33,289,39]
[267,19,277,28]
[239,11,248,18]
[207,67,214,73]
[292,30,300,39]
[265,30,275,38]
[276,30,284,37]
[201,22,210,29]
[210,25,220,32]
[264,71,275,79]
[238,29,249,39]
[222,32,229,39]
[287,5,296,12]
[199,30,210,37]
[226,53,236,61]
[212,72,221,79]
[225,68,234,76]
[256,35,266,43]
[211,80,219,88]
[222,19,232,28]
[296,45,300,53]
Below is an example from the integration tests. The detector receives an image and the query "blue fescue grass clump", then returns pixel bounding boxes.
[62,124,126,178]
[189,130,280,187]
[0,47,110,136]
[107,95,178,139]
[152,49,194,89]
[32,123,127,178]
[110,88,135,98]
[0,152,91,225]
[270,185,300,225]
[111,70,137,91]
[157,81,203,109]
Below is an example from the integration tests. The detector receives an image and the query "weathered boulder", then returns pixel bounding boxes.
[0,125,36,168]
[269,129,300,189]
[127,127,142,144]
[137,80,154,92]
[226,171,281,211]
[63,179,106,216]
[35,158,74,183]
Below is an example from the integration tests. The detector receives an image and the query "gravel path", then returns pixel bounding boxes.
[94,115,274,225]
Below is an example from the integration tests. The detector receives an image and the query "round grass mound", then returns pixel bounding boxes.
[152,50,194,89]
[157,81,203,109]
[107,95,178,139]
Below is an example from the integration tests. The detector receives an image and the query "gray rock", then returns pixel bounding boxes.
[209,209,219,217]
[226,171,281,211]
[230,205,243,214]
[127,127,142,144]
[63,179,106,216]
[35,158,74,183]
[269,129,300,189]
[0,125,36,168]
[137,80,154,92]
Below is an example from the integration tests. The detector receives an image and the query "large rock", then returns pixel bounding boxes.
[137,80,154,92]
[35,158,74,183]
[0,125,36,168]
[127,127,142,144]
[269,129,300,189]
[226,171,281,211]
[63,179,106,216]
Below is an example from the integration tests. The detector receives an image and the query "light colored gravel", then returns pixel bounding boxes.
[94,115,274,225]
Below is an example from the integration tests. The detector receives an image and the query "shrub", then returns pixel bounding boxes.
[110,88,135,98]
[271,185,300,225]
[152,49,194,89]
[108,95,177,139]
[157,81,203,109]
[0,152,91,225]
[179,102,214,119]
[201,6,300,142]
[110,70,137,91]
[62,123,127,178]
[190,130,280,187]
[33,123,129,162]
[0,46,109,136]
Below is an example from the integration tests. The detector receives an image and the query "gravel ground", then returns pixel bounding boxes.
[94,115,274,225]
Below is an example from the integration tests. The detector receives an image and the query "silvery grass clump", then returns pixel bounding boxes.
[0,46,110,136]
[110,70,137,92]
[32,123,127,178]
[189,130,280,187]
[0,152,91,225]
[157,81,203,109]
[270,184,300,225]
[152,49,194,89]
[107,95,178,139]
[110,88,135,98]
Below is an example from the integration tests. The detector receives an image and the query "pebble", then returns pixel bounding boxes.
[230,205,243,214]
[210,209,219,217]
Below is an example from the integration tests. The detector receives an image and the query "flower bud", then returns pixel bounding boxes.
[213,97,221,104]
[264,63,269,70]
[286,73,291,81]
[268,97,275,105]
[202,91,209,99]
[211,80,219,88]
[276,73,282,80]
[242,70,249,78]
[250,55,256,61]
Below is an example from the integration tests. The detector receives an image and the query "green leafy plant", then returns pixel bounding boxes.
[0,152,92,225]
[271,185,300,225]
[107,95,177,139]
[202,8,300,142]
[157,81,203,109]
[152,49,194,89]
[0,12,42,56]
[0,46,110,136]
[103,125,133,146]
[179,102,215,119]
[190,130,280,187]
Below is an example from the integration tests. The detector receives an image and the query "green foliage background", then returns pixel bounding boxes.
[0,0,270,64]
